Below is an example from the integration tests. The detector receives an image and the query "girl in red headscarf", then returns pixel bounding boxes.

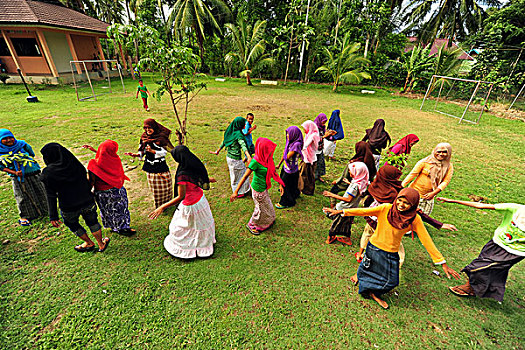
[83,140,136,236]
[324,188,460,309]
[231,138,285,235]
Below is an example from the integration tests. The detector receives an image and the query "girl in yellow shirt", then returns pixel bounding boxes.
[324,188,460,309]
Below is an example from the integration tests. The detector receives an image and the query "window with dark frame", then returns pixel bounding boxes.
[0,38,10,56]
[11,38,42,57]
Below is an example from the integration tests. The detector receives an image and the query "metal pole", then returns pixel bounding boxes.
[508,82,525,110]
[117,64,126,93]
[435,78,445,111]
[70,62,80,101]
[459,81,481,124]
[83,61,96,101]
[476,83,494,124]
[420,75,435,110]
[106,63,112,93]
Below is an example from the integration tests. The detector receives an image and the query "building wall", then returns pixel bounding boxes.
[43,31,73,73]
[2,29,51,75]
[71,34,101,71]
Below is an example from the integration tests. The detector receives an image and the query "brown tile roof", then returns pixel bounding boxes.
[0,0,109,34]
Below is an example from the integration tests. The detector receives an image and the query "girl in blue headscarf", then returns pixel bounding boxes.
[0,129,48,226]
[323,110,345,160]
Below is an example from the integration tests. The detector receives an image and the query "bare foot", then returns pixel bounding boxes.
[350,274,358,286]
[370,293,389,309]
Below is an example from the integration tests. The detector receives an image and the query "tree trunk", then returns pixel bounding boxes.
[403,73,411,93]
[246,71,252,85]
[364,32,370,58]
[195,27,206,68]
[284,25,294,85]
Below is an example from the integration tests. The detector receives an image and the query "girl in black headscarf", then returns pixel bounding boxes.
[149,146,216,259]
[363,119,391,169]
[41,143,109,253]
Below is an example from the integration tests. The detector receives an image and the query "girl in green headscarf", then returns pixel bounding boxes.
[210,117,252,197]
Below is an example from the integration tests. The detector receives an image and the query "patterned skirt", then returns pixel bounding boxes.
[94,187,131,232]
[227,157,250,195]
[11,172,48,220]
[358,242,400,297]
[147,171,172,208]
[249,189,276,232]
[314,151,326,179]
[462,239,524,302]
[164,194,216,259]
[418,198,434,215]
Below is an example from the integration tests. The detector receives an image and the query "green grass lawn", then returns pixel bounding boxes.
[1,76,524,349]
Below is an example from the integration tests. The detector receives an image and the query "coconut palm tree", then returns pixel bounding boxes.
[169,0,231,63]
[403,0,503,44]
[398,43,434,93]
[315,34,371,92]
[224,17,274,86]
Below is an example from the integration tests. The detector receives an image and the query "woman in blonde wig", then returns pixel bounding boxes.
[401,143,453,215]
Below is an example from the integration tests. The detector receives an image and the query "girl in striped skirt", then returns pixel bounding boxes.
[126,119,173,208]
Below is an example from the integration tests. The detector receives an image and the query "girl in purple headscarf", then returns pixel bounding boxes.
[276,126,304,208]
[313,113,337,183]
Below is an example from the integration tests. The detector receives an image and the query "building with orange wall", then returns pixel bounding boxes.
[0,0,127,84]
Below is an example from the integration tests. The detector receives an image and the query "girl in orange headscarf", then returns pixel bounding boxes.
[83,140,135,236]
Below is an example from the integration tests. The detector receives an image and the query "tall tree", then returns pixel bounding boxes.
[403,0,503,44]
[169,0,231,63]
[224,17,274,85]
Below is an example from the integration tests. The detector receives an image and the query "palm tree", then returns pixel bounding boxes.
[403,0,503,44]
[315,34,371,92]
[431,45,464,91]
[169,0,231,63]
[224,17,274,86]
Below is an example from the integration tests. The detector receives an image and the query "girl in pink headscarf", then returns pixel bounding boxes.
[299,120,320,196]
[231,138,284,235]
[322,162,369,245]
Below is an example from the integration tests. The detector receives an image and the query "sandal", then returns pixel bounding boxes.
[18,219,31,226]
[98,237,111,252]
[246,224,260,235]
[337,236,352,246]
[449,285,475,297]
[118,228,136,236]
[74,244,96,252]
[275,203,290,209]
[325,236,337,244]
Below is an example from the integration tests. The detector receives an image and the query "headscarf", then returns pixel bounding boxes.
[253,137,284,189]
[368,163,403,203]
[139,118,174,152]
[284,126,304,164]
[423,143,453,190]
[0,129,28,154]
[350,141,376,180]
[171,145,210,190]
[387,188,420,230]
[87,140,130,189]
[327,110,344,140]
[364,119,391,149]
[390,134,419,155]
[348,161,369,194]
[314,113,327,134]
[222,117,247,148]
[301,120,320,164]
[41,143,87,184]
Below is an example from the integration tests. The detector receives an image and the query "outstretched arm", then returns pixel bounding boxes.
[149,184,186,219]
[437,197,495,210]
[230,168,253,202]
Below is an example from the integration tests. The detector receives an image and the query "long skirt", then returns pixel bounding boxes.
[329,166,350,206]
[360,223,406,267]
[324,140,337,158]
[279,169,300,207]
[299,160,315,195]
[418,197,434,215]
[314,151,326,179]
[164,195,216,259]
[462,239,523,302]
[329,215,354,238]
[147,171,172,208]
[357,242,400,297]
[227,156,250,195]
[248,189,276,232]
[11,172,48,220]
[94,187,131,232]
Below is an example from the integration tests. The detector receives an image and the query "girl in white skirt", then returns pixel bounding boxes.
[149,146,216,259]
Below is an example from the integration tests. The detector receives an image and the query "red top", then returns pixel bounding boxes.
[180,181,203,206]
